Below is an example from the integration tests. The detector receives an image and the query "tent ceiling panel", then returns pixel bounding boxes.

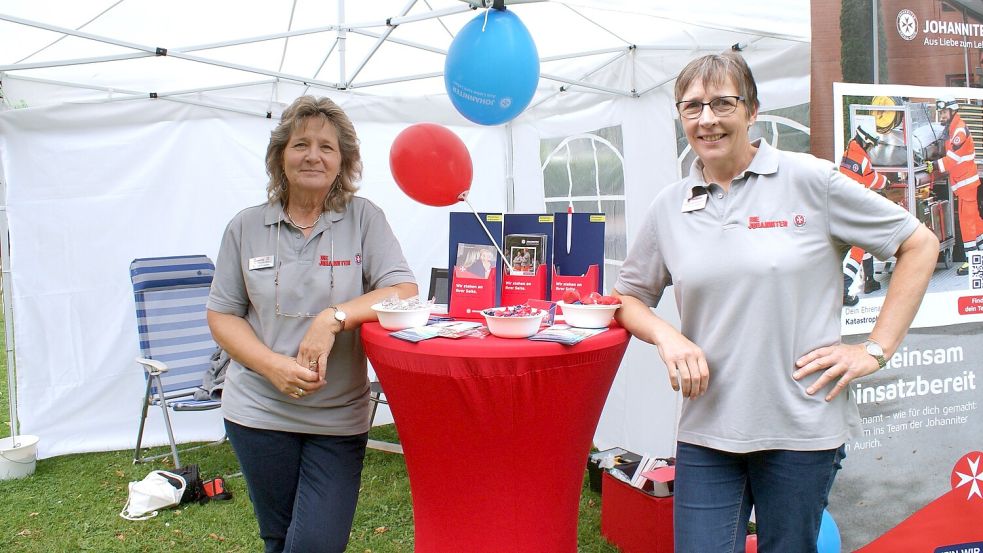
[1,0,810,118]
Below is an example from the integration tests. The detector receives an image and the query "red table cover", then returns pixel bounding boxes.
[361,323,630,553]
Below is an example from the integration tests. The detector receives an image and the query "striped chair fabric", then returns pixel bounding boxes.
[130,254,223,467]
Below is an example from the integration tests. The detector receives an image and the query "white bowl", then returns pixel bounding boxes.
[371,303,432,331]
[481,307,546,339]
[557,301,620,329]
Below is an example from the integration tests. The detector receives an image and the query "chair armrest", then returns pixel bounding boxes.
[135,357,168,375]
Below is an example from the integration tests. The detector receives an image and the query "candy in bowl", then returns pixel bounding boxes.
[480,305,546,338]
[371,297,433,330]
[557,292,621,329]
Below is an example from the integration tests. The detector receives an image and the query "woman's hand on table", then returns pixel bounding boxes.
[654,328,709,399]
[297,311,341,381]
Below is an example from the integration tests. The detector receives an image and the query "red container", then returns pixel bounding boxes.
[600,471,674,553]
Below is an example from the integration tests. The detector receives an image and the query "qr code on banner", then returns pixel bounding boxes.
[971,252,983,290]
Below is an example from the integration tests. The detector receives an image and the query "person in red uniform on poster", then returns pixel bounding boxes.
[839,122,889,306]
[932,95,983,275]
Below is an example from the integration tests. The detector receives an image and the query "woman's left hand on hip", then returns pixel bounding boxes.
[793,343,880,401]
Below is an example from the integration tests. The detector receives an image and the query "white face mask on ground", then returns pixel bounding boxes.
[119,470,186,520]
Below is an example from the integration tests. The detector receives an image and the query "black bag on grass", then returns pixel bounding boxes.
[173,464,209,505]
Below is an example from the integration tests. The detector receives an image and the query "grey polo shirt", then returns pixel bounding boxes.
[616,140,919,453]
[208,197,415,435]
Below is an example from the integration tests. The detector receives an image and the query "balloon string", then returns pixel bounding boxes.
[463,197,514,272]
[482,8,490,32]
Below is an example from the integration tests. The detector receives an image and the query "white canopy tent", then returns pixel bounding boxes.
[0,0,811,458]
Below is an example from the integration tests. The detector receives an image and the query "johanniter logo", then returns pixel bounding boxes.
[897,9,918,41]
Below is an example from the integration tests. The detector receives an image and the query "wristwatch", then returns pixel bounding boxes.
[863,339,887,369]
[328,306,347,332]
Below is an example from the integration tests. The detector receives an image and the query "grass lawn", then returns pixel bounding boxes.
[0,322,619,552]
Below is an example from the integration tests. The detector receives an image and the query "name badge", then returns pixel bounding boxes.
[681,193,708,213]
[249,255,274,270]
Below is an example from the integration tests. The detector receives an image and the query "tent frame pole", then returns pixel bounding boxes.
[527,49,630,111]
[348,0,418,86]
[506,123,515,212]
[338,0,347,87]
[0,52,151,72]
[0,173,19,443]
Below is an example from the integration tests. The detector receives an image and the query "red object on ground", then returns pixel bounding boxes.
[600,471,674,553]
[362,323,630,553]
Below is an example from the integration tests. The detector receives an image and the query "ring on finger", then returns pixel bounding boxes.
[295,387,305,397]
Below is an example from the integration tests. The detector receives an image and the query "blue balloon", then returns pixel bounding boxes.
[817,509,841,553]
[444,9,539,125]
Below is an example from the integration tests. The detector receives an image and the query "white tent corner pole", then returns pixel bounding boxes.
[0,198,19,441]
[338,1,347,87]
[506,122,515,212]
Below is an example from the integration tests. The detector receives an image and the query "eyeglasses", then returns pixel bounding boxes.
[675,96,744,119]
[274,217,334,318]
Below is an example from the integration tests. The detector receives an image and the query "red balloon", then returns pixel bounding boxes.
[389,123,473,207]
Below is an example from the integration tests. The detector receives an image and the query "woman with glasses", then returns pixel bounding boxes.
[613,53,938,552]
[207,95,417,553]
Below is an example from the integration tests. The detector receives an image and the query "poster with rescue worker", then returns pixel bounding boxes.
[813,0,983,550]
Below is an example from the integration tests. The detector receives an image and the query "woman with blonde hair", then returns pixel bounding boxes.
[208,95,417,553]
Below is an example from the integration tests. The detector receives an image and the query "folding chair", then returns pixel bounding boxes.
[367,380,402,454]
[428,267,449,304]
[130,254,224,468]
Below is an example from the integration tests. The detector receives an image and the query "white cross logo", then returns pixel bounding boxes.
[954,455,983,500]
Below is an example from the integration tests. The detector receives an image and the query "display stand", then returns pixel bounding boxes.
[448,212,503,317]
[449,211,605,309]
[501,213,554,304]
[449,266,496,318]
[501,265,547,306]
[551,212,605,299]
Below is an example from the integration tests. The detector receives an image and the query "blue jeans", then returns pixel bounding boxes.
[225,419,368,553]
[673,442,845,553]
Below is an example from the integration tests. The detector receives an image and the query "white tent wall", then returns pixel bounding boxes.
[512,92,683,456]
[0,100,270,454]
[0,95,511,457]
[0,0,812,458]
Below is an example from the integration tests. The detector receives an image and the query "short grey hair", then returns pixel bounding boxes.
[674,52,760,115]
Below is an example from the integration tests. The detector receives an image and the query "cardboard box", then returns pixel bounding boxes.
[586,449,640,493]
[600,471,674,553]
